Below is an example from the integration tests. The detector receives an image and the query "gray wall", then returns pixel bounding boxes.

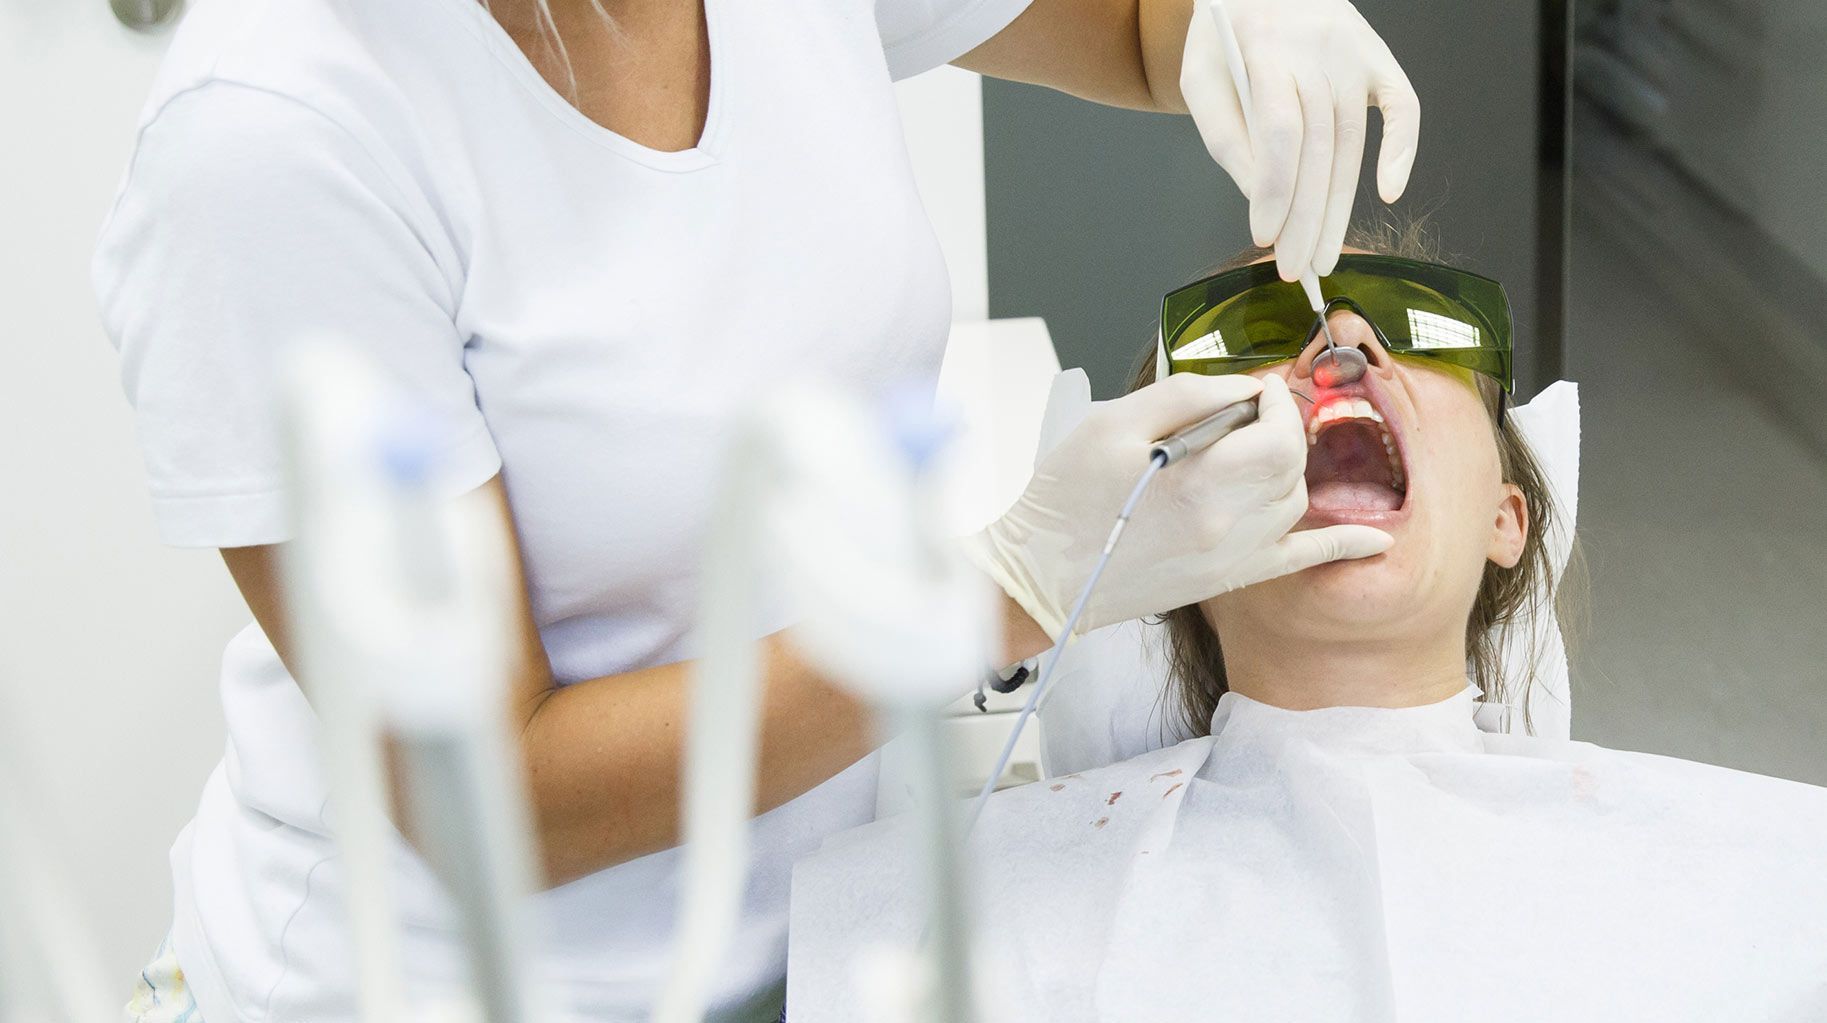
[984,0,1546,399]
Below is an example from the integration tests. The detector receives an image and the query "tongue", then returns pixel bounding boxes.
[1306,422,1403,512]
[1309,480,1403,512]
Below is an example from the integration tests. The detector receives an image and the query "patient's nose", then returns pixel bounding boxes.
[1292,309,1389,386]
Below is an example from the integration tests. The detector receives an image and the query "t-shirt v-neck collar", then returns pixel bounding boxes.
[431,0,728,172]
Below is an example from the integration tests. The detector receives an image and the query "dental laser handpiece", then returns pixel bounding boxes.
[1112,397,1262,569]
[1119,397,1262,557]
[1150,396,1261,466]
[1152,382,1327,467]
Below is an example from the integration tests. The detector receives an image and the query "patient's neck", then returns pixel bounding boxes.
[1215,616,1470,712]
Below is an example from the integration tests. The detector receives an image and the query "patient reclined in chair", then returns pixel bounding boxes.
[788,285,1827,1021]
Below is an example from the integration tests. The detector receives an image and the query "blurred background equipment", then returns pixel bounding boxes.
[110,0,183,31]
[657,382,994,1023]
[280,342,540,1023]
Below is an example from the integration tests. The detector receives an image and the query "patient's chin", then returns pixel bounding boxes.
[1225,547,1416,633]
[1300,555,1410,617]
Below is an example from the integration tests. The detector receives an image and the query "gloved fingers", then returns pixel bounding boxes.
[1367,37,1420,204]
[1117,371,1265,440]
[1312,85,1369,277]
[1220,522,1394,592]
[1177,484,1304,593]
[1181,9,1254,198]
[1181,470,1307,560]
[1262,453,1311,508]
[1255,478,1311,535]
[1186,376,1306,493]
[1251,372,1305,451]
[1267,523,1395,575]
[1230,373,1307,488]
[1247,67,1303,251]
[1273,70,1336,283]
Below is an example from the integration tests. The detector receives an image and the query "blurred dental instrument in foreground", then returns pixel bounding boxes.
[281,342,541,1023]
[1180,0,1420,282]
[655,380,994,1023]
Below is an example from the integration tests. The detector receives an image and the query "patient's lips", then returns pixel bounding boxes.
[1303,387,1408,521]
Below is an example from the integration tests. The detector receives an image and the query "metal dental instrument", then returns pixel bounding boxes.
[1152,383,1325,467]
[1150,396,1260,466]
[1302,279,1368,389]
[1207,0,1366,391]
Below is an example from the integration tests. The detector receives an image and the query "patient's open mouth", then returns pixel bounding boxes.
[1305,395,1407,513]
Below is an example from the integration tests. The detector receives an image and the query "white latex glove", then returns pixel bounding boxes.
[1180,0,1420,282]
[964,373,1392,638]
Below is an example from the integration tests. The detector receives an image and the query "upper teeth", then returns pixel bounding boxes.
[1306,397,1383,438]
[1307,397,1406,491]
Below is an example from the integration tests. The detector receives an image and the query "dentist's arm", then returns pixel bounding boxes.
[221,477,1055,888]
[957,0,1420,281]
[220,373,1376,889]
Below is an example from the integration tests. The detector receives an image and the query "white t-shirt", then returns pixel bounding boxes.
[93,0,1031,1017]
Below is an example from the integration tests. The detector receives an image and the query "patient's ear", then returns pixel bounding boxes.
[1487,482,1528,568]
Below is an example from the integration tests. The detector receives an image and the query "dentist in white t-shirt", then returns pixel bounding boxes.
[95,0,1419,1017]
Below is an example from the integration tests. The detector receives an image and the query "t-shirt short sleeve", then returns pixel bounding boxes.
[94,82,500,549]
[876,0,1036,80]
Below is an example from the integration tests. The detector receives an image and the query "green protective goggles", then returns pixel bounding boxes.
[1157,254,1515,393]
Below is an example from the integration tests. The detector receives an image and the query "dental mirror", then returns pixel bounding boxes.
[1311,346,1368,389]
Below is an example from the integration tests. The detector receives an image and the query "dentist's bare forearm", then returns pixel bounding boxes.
[516,636,878,884]
[957,0,1194,113]
[524,592,1052,884]
[221,481,1056,887]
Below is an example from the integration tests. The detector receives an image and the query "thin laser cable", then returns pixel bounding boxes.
[965,452,1168,834]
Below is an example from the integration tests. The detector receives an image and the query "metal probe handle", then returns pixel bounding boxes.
[1150,398,1260,466]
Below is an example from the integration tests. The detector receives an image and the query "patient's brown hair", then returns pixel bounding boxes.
[1131,222,1573,737]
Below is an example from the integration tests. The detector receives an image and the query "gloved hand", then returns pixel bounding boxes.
[1180,0,1420,282]
[964,372,1393,638]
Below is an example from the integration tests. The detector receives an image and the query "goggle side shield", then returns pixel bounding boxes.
[1160,255,1514,392]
